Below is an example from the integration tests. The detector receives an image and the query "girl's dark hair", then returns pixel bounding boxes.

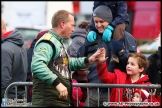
[78,21,90,32]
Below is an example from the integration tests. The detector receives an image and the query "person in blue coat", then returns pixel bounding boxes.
[87,1,129,42]
[77,5,137,107]
[87,1,129,63]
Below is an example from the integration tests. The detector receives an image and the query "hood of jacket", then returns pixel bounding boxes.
[133,74,150,84]
[155,46,161,59]
[1,29,24,47]
[70,27,87,39]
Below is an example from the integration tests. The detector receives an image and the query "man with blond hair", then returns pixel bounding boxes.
[1,19,28,99]
[1,19,6,36]
[31,10,100,107]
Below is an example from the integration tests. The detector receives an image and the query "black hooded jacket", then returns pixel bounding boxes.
[145,46,161,84]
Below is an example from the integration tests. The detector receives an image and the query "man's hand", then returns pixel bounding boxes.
[102,25,114,42]
[56,83,68,99]
[88,48,102,64]
[88,48,108,64]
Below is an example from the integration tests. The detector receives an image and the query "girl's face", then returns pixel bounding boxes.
[126,57,144,76]
[132,92,142,102]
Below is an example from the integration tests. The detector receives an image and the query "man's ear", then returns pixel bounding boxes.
[60,21,65,29]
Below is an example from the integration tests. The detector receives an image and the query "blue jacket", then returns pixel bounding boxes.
[90,1,129,32]
[77,31,137,84]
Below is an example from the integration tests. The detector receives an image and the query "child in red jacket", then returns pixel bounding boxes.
[72,79,84,107]
[130,89,160,107]
[89,48,161,107]
[132,89,150,103]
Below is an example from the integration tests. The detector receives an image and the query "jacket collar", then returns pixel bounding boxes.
[48,29,64,44]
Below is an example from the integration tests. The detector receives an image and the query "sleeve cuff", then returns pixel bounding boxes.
[53,77,61,86]
[84,57,89,64]
[109,23,115,28]
[84,57,92,69]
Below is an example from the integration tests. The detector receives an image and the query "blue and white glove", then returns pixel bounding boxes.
[102,25,114,42]
[87,31,97,42]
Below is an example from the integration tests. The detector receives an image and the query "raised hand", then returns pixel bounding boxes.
[88,48,103,64]
[88,48,108,64]
[97,48,108,63]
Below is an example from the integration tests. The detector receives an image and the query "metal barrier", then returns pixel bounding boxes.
[3,82,33,107]
[4,82,33,99]
[2,82,161,107]
[73,83,161,107]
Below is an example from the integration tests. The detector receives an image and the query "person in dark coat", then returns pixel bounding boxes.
[87,1,129,42]
[67,20,90,105]
[1,19,28,99]
[26,30,48,102]
[87,1,129,63]
[26,30,49,82]
[77,5,137,107]
[67,21,90,57]
[145,46,161,84]
[145,33,161,106]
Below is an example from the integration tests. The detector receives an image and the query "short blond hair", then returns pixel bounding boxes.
[51,10,73,28]
[1,19,6,31]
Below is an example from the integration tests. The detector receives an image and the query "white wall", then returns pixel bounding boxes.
[75,1,93,25]
[1,1,46,30]
[1,1,93,30]
[46,1,73,28]
[80,1,93,14]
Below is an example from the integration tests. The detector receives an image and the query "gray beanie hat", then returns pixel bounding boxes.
[93,5,113,23]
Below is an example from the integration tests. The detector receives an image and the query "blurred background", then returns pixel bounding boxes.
[1,1,161,56]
